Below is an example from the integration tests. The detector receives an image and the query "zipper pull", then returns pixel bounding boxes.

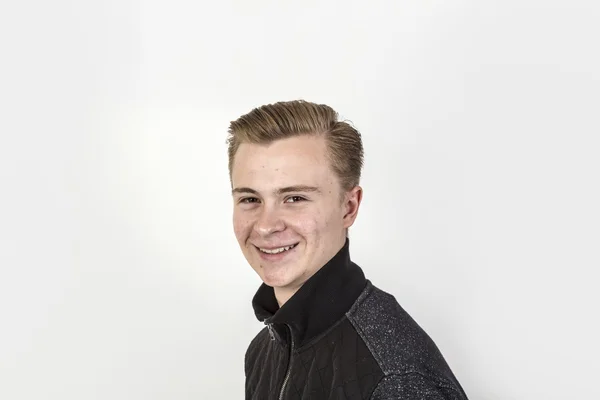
[266,323,275,341]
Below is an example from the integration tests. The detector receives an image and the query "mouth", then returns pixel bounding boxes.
[256,243,299,254]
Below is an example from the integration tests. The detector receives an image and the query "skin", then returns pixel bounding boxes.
[231,134,363,306]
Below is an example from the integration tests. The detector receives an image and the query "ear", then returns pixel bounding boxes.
[342,185,363,229]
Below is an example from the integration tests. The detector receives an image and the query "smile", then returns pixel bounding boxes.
[258,243,298,254]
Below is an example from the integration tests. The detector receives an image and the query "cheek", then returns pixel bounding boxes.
[232,211,252,239]
[287,210,322,236]
[313,205,344,233]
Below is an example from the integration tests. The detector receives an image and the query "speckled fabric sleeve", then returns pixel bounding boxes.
[346,282,469,399]
[370,373,464,400]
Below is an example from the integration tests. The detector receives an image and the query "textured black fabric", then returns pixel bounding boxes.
[245,240,468,399]
[245,327,290,399]
[287,319,381,399]
[246,318,383,399]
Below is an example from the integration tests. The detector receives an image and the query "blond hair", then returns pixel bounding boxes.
[227,100,364,190]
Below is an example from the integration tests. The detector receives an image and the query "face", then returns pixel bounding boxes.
[231,135,362,303]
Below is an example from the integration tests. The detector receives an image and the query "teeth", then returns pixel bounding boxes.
[259,244,296,254]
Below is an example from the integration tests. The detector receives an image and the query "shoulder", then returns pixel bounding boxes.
[244,327,270,373]
[346,282,465,396]
[370,373,467,400]
[245,326,270,356]
[345,282,443,375]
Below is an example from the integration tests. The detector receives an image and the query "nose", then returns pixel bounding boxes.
[254,206,285,236]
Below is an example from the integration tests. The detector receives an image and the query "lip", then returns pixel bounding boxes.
[255,244,298,250]
[253,242,299,262]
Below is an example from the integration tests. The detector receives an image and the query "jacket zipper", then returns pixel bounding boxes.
[278,324,294,400]
[266,323,276,341]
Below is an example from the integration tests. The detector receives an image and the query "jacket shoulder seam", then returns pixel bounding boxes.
[369,372,463,400]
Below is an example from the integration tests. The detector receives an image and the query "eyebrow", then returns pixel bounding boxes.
[231,185,321,196]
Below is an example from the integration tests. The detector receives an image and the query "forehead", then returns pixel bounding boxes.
[231,135,336,188]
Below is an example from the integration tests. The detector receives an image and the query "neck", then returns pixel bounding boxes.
[274,287,294,307]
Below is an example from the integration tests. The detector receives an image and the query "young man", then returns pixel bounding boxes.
[228,100,468,399]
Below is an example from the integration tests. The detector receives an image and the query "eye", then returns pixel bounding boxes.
[285,196,305,203]
[239,197,260,204]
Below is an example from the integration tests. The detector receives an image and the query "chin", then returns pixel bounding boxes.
[260,271,294,289]
[260,265,303,288]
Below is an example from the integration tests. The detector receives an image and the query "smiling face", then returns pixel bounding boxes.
[231,134,362,305]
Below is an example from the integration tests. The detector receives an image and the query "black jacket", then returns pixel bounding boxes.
[245,240,468,399]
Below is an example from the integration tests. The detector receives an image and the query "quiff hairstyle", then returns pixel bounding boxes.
[227,100,364,191]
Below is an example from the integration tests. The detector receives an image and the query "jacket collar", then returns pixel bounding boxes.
[252,238,367,348]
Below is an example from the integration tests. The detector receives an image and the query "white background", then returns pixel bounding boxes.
[1,1,599,399]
